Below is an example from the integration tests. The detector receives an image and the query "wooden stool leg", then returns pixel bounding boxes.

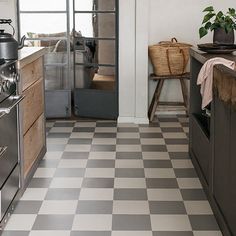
[148,79,164,122]
[180,79,189,116]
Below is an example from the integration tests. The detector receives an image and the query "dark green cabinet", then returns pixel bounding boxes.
[213,97,236,236]
[190,48,236,236]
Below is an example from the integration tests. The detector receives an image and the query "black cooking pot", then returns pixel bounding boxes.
[0,19,26,60]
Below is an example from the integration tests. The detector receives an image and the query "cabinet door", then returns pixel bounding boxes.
[228,110,236,235]
[213,97,236,235]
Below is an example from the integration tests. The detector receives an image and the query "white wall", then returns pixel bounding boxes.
[0,0,17,37]
[118,0,149,123]
[148,0,236,103]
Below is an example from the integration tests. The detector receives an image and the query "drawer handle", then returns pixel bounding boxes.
[0,95,24,119]
[0,146,7,159]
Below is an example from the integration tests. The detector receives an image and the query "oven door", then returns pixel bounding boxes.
[0,95,24,187]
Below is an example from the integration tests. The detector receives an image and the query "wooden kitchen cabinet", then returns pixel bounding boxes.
[17,47,46,188]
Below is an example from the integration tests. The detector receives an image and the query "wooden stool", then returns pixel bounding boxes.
[148,73,190,121]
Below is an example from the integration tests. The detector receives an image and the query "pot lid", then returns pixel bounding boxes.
[0,29,13,39]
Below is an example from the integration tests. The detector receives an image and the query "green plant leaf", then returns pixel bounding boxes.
[216,11,223,18]
[199,27,208,38]
[204,22,212,30]
[203,6,214,12]
[229,8,236,15]
[202,13,215,24]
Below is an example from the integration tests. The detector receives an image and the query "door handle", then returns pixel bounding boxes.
[0,95,24,119]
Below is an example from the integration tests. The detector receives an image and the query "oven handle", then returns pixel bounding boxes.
[0,146,7,159]
[0,95,24,119]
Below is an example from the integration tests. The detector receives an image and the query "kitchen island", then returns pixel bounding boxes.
[190,48,236,236]
[17,47,46,191]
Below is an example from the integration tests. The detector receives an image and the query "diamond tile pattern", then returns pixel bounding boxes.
[2,116,222,236]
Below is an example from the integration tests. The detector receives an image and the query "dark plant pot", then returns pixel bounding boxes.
[213,28,235,45]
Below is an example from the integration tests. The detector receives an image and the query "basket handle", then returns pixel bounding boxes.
[171,38,178,43]
[166,49,173,75]
[180,49,186,74]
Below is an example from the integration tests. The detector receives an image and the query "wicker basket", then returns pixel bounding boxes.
[149,38,192,76]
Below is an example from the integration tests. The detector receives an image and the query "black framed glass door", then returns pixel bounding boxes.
[72,0,118,119]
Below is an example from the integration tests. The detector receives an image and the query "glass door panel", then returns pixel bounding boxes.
[19,0,67,11]
[74,13,116,38]
[20,14,67,37]
[73,0,118,119]
[75,0,115,11]
[19,0,71,118]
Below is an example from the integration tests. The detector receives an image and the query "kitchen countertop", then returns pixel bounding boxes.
[17,47,46,68]
[190,47,236,79]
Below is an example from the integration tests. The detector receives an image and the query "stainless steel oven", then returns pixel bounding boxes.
[0,59,23,226]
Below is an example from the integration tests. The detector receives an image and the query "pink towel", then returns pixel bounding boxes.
[197,57,235,109]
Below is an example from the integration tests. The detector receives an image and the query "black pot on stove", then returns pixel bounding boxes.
[0,19,26,60]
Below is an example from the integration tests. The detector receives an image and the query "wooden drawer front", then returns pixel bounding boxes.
[21,57,43,91]
[23,114,44,177]
[23,78,44,134]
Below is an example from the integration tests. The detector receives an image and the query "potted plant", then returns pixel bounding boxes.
[199,6,236,45]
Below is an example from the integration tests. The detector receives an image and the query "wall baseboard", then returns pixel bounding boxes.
[118,116,149,124]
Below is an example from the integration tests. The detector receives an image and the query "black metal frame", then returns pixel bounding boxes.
[72,0,119,118]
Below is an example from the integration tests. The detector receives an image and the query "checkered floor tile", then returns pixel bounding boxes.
[2,116,223,236]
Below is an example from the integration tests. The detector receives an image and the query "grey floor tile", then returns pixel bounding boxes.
[140,133,163,138]
[91,145,116,152]
[13,201,42,214]
[146,178,178,189]
[28,178,52,188]
[32,215,74,230]
[151,215,192,231]
[1,232,30,236]
[94,133,117,138]
[117,139,141,145]
[112,215,151,231]
[159,117,179,122]
[144,160,172,168]
[142,145,167,152]
[82,178,114,188]
[54,168,85,177]
[116,152,142,159]
[47,133,71,138]
[174,168,198,178]
[114,189,148,200]
[39,159,60,168]
[165,139,188,145]
[73,127,95,132]
[71,232,111,236]
[161,128,184,133]
[149,201,186,214]
[62,152,89,159]
[47,144,66,152]
[45,188,80,200]
[169,152,190,159]
[96,122,117,127]
[76,200,113,214]
[153,232,193,236]
[54,122,75,127]
[181,189,207,201]
[87,160,115,168]
[68,139,92,145]
[115,168,145,178]
[189,215,220,231]
[118,127,139,133]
